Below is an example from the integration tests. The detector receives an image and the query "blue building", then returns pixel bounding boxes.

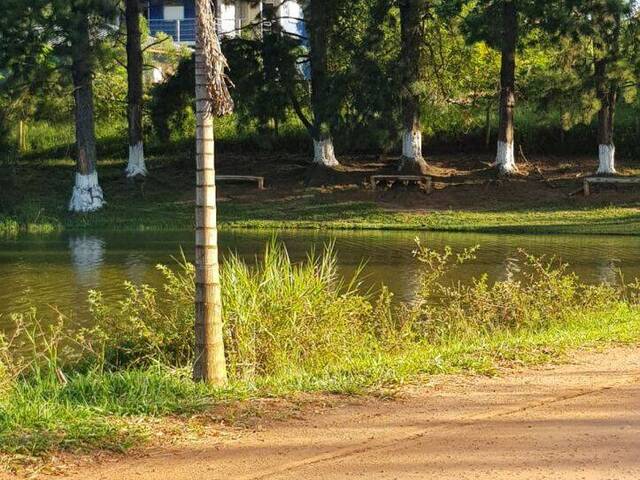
[146,0,197,44]
[144,1,306,45]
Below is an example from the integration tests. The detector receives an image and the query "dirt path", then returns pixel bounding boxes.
[58,347,640,479]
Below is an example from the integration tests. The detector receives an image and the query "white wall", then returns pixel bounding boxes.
[218,1,237,37]
[278,0,304,38]
[164,5,185,20]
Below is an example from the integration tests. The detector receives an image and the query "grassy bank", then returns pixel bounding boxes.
[220,202,640,235]
[2,158,640,236]
[1,242,639,466]
[3,195,640,236]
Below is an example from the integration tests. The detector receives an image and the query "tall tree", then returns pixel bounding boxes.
[193,0,233,385]
[590,1,629,174]
[69,11,104,212]
[124,0,147,178]
[496,0,517,174]
[398,0,428,174]
[306,0,340,168]
[540,0,639,174]
[464,0,521,174]
[0,0,116,212]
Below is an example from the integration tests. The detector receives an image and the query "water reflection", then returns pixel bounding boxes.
[69,235,105,288]
[0,229,639,326]
[596,258,623,286]
[124,252,151,285]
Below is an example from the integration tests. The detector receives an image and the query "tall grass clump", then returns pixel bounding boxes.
[221,242,389,381]
[1,241,639,461]
[86,243,390,380]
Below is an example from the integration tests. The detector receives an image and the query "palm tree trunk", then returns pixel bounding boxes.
[398,0,428,174]
[496,0,517,175]
[193,0,228,385]
[69,13,104,213]
[125,0,147,178]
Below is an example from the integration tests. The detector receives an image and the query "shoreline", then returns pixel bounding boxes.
[3,204,640,236]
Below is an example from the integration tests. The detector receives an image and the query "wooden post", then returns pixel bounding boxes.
[193,0,227,386]
[583,179,590,196]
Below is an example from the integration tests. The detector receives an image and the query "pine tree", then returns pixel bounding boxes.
[540,0,639,174]
[398,0,429,174]
[0,0,118,212]
[124,0,147,178]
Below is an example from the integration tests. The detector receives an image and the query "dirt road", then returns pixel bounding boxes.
[63,347,640,480]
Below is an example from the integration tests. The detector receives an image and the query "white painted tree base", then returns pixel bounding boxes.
[69,172,105,213]
[596,144,616,175]
[399,129,428,173]
[125,142,147,177]
[496,141,517,174]
[313,138,339,167]
[402,129,423,161]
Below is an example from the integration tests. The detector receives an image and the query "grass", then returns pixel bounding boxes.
[2,157,640,236]
[220,202,640,235]
[1,241,639,465]
[4,194,640,236]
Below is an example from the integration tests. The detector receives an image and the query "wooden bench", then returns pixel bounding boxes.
[216,175,265,190]
[583,176,640,196]
[370,175,432,193]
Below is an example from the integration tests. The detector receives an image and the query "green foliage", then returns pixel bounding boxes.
[149,55,196,141]
[220,242,385,380]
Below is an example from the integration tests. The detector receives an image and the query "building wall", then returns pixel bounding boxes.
[145,0,306,42]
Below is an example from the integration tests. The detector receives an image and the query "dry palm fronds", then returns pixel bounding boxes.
[196,0,234,116]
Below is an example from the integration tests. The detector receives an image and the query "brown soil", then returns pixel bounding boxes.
[24,346,640,480]
[206,153,640,210]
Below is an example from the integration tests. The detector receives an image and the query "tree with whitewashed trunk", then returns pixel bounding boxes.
[591,2,628,175]
[464,0,526,175]
[305,0,340,170]
[69,12,105,213]
[124,0,147,178]
[398,0,428,175]
[193,0,233,385]
[538,1,638,175]
[495,0,518,175]
[595,56,618,175]
[0,0,117,212]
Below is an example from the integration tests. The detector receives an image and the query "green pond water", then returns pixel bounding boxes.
[1,230,638,327]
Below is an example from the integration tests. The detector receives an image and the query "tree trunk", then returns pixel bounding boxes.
[596,11,622,176]
[398,0,428,175]
[69,14,104,213]
[496,0,517,175]
[595,56,618,175]
[193,0,228,386]
[125,0,147,178]
[308,0,339,167]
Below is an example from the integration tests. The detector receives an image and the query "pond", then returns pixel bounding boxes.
[1,230,639,327]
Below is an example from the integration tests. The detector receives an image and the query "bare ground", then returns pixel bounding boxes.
[36,346,640,480]
[208,152,640,210]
